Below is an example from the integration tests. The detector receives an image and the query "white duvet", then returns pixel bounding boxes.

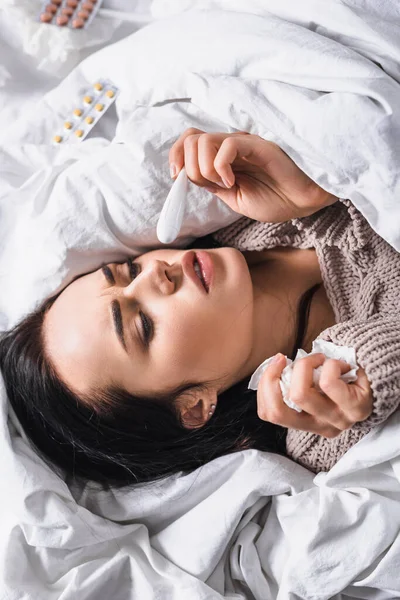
[2,1,400,598]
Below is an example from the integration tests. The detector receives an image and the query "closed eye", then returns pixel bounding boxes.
[102,258,154,350]
[102,265,115,285]
[125,258,154,347]
[139,311,153,347]
[127,257,140,280]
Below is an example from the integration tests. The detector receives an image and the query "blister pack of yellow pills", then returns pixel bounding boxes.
[39,0,104,30]
[52,81,119,145]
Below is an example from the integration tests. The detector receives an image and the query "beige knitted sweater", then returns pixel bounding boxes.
[213,200,400,473]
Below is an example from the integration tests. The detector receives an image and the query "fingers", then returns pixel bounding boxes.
[213,134,284,179]
[257,354,342,438]
[184,134,231,189]
[290,357,354,431]
[352,367,371,397]
[354,368,373,420]
[318,358,351,400]
[256,354,372,438]
[198,134,231,188]
[182,134,212,188]
[169,128,203,177]
[170,130,230,188]
[257,353,286,417]
[318,360,372,423]
[289,354,353,431]
[290,353,326,390]
[334,367,373,423]
[169,129,250,188]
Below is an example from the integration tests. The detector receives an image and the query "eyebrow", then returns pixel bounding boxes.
[101,266,127,352]
[111,299,127,351]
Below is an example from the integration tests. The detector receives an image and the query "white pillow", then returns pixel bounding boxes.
[0,100,240,330]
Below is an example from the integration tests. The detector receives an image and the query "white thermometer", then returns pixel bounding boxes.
[157,167,188,244]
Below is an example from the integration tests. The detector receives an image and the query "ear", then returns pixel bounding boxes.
[179,387,218,430]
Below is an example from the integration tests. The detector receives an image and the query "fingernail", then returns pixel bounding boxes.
[272,353,283,364]
[221,176,233,188]
[170,164,177,178]
[216,179,229,189]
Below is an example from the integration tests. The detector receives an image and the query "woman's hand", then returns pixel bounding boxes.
[256,353,373,437]
[169,128,337,223]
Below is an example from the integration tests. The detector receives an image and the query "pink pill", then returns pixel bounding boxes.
[40,12,53,22]
[82,1,94,9]
[52,0,62,4]
[72,17,85,28]
[56,15,69,25]
[67,0,78,6]
[77,9,89,19]
[45,4,58,13]
[62,7,74,15]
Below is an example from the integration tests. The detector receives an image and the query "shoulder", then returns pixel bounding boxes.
[293,199,375,251]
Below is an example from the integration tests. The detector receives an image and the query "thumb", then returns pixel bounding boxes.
[259,353,287,386]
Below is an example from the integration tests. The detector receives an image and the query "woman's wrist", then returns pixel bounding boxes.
[299,185,338,218]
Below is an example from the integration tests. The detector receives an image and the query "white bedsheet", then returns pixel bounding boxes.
[2,379,400,599]
[2,1,400,599]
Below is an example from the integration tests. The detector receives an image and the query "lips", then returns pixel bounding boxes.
[182,250,213,294]
[193,259,207,290]
[195,250,213,292]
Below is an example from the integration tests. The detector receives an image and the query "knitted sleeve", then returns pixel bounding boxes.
[212,200,372,253]
[319,314,400,431]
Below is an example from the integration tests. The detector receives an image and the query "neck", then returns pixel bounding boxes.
[234,248,335,384]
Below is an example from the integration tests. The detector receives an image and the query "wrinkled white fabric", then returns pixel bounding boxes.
[249,340,359,413]
[0,0,131,76]
[0,101,240,330]
[2,1,400,599]
[150,0,400,253]
[3,373,400,599]
[2,0,400,327]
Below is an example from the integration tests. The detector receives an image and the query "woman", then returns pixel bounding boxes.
[1,129,399,487]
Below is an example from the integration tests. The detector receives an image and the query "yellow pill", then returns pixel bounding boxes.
[75,129,84,138]
[53,135,63,143]
[95,103,104,112]
[73,108,83,117]
[105,90,115,98]
[83,95,93,104]
[94,82,103,91]
[64,121,72,130]
[85,116,94,124]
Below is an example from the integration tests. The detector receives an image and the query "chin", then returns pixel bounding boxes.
[220,246,249,271]
[209,246,252,296]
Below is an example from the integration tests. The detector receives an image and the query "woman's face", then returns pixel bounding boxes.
[44,248,254,403]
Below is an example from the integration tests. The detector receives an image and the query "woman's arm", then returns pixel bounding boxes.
[169,129,337,223]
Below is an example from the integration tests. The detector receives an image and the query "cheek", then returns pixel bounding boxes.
[160,296,254,377]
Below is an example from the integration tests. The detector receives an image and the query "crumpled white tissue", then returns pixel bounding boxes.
[2,0,122,76]
[248,340,359,413]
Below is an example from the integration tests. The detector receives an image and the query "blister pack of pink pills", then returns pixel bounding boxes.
[38,0,104,29]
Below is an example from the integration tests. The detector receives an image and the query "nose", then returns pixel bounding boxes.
[122,260,175,298]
